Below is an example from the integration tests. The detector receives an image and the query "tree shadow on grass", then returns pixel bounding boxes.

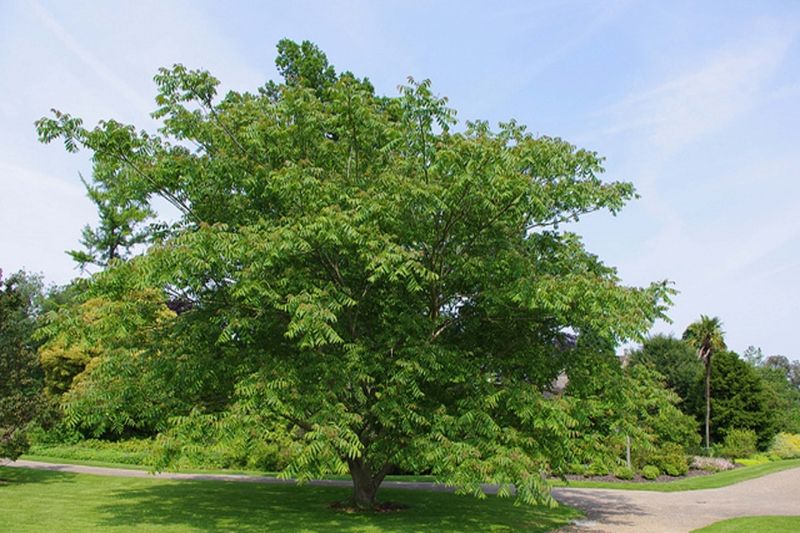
[0,466,79,487]
[95,479,579,532]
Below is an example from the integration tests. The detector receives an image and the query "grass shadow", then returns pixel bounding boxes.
[94,478,579,532]
[0,466,79,486]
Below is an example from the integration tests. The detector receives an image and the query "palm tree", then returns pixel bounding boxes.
[683,315,726,451]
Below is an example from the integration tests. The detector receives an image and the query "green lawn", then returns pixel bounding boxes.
[554,459,800,492]
[0,467,580,532]
[692,516,800,532]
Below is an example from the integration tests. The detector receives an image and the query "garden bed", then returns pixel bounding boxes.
[562,467,723,484]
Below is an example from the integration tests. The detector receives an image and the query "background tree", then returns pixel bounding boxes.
[744,350,800,434]
[628,334,702,404]
[37,40,672,508]
[763,355,800,389]
[565,340,699,475]
[0,269,45,460]
[683,315,725,451]
[68,176,154,270]
[686,350,776,448]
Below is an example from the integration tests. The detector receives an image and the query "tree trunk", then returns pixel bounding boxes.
[705,359,711,452]
[347,457,386,510]
[625,435,631,469]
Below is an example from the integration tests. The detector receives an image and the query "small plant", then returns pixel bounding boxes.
[641,465,660,480]
[717,429,757,459]
[770,433,800,459]
[613,465,634,480]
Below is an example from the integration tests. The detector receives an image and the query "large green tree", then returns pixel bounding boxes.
[683,315,725,450]
[0,270,44,460]
[37,40,671,507]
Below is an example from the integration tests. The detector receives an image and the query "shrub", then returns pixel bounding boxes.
[641,465,660,480]
[614,465,634,480]
[650,442,688,476]
[25,421,83,446]
[690,455,736,471]
[718,429,758,459]
[770,432,800,459]
[567,463,588,476]
[586,461,611,477]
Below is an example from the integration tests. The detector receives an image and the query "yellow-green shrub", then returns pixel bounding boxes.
[770,433,800,459]
[641,465,660,480]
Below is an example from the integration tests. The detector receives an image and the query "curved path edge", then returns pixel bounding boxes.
[2,459,483,493]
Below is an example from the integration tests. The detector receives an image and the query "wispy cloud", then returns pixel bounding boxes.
[599,21,798,157]
[582,19,800,355]
[30,0,151,115]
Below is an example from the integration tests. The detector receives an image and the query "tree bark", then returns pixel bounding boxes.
[347,457,387,510]
[625,434,631,469]
[705,359,711,451]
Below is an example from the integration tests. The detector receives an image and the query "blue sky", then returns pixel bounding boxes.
[1,0,799,359]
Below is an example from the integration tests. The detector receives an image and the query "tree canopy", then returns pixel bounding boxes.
[36,40,671,507]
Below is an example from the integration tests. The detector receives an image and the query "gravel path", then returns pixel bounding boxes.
[6,459,800,532]
[3,459,472,492]
[552,467,800,532]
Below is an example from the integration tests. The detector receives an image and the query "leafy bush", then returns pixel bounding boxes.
[770,432,800,459]
[717,429,757,459]
[650,442,688,476]
[614,465,634,480]
[690,455,736,471]
[566,463,588,476]
[641,465,660,480]
[585,461,611,477]
[26,421,83,446]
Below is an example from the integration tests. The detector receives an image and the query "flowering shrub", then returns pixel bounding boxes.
[690,455,736,471]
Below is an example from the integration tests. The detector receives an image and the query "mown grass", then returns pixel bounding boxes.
[554,459,800,492]
[0,467,580,532]
[692,516,800,532]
